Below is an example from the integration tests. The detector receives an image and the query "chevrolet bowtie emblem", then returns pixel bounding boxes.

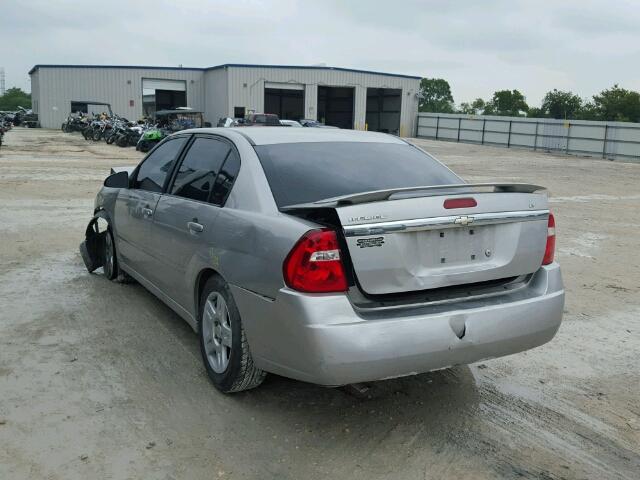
[454,215,474,226]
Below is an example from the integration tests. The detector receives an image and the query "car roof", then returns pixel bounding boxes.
[180,127,406,145]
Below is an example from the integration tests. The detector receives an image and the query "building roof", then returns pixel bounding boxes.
[28,63,421,80]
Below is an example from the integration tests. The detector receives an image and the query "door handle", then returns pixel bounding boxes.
[187,221,204,233]
[142,207,153,218]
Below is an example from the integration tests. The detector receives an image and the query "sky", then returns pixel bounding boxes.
[1,0,639,107]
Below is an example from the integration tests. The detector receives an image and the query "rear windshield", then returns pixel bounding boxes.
[254,142,461,207]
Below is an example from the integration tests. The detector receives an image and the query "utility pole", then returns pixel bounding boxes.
[0,67,5,96]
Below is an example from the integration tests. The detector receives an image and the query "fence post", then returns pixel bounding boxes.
[457,117,461,142]
[602,124,608,159]
[566,122,571,154]
[435,116,440,140]
[481,118,486,145]
[534,121,539,151]
[507,120,512,148]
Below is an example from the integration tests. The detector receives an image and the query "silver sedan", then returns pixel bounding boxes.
[81,127,564,393]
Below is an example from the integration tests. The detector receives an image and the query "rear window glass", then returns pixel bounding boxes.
[254,142,461,207]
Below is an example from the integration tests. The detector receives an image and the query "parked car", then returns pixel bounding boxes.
[245,113,281,126]
[217,117,247,127]
[299,119,338,128]
[80,127,564,393]
[279,119,303,127]
[12,107,39,128]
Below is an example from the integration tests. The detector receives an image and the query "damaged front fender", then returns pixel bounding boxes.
[79,212,109,273]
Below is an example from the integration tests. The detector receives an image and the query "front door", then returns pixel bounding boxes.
[113,136,188,281]
[149,136,241,311]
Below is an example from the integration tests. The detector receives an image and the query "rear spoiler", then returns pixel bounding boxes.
[280,183,546,211]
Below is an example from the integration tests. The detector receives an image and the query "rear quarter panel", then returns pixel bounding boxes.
[183,131,318,312]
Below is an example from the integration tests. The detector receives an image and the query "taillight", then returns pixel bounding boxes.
[283,229,348,293]
[542,213,556,265]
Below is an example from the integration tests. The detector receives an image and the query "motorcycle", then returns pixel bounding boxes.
[136,126,166,152]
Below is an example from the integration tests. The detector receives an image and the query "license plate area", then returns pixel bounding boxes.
[431,225,495,267]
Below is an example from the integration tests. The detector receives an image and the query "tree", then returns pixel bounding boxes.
[540,89,583,119]
[591,85,640,122]
[577,101,600,121]
[418,78,455,113]
[486,89,528,116]
[0,87,31,111]
[459,98,485,115]
[527,107,545,118]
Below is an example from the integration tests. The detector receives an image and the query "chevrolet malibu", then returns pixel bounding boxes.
[80,127,564,393]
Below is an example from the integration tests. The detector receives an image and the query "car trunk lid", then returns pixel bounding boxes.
[338,189,548,294]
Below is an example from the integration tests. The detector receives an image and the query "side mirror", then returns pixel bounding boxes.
[104,171,129,188]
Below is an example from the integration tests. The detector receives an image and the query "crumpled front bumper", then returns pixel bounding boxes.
[79,216,107,273]
[232,263,565,386]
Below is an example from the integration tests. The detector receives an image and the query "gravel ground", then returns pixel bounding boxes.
[0,128,638,480]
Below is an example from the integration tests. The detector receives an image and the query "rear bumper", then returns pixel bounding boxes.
[232,263,564,386]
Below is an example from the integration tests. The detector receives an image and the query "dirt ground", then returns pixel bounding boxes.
[0,128,638,480]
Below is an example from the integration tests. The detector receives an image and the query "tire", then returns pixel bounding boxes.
[103,228,119,281]
[199,276,266,393]
[106,134,116,145]
[92,130,102,142]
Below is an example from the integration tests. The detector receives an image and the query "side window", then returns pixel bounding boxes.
[170,137,230,202]
[134,137,187,192]
[211,149,241,206]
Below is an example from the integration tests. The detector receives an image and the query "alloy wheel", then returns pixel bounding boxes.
[202,292,232,373]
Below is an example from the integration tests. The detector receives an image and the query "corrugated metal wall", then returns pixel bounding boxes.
[203,68,227,124]
[223,66,419,136]
[416,112,640,162]
[34,67,205,128]
[30,71,39,115]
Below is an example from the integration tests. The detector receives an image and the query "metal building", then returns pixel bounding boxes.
[29,64,421,136]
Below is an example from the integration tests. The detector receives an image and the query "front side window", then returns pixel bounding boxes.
[134,137,188,192]
[170,137,230,202]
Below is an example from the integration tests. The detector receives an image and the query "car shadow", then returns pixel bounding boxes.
[234,366,482,431]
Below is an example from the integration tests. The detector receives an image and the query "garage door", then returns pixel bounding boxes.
[366,88,401,135]
[142,79,187,117]
[265,86,304,121]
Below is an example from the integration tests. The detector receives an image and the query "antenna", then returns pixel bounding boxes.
[0,67,5,96]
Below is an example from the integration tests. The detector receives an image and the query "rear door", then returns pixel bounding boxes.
[148,135,241,309]
[114,136,188,280]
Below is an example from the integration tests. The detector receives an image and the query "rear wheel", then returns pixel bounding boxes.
[199,277,265,393]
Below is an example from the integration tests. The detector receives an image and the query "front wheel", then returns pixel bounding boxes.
[103,229,119,280]
[199,277,266,393]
